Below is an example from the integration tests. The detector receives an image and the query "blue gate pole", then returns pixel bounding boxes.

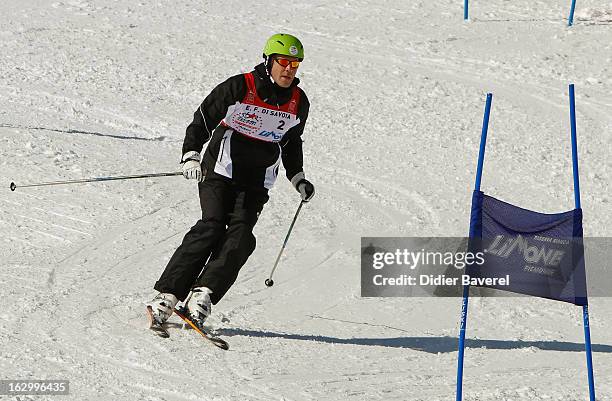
[464,0,469,20]
[583,306,596,401]
[569,84,581,210]
[474,93,493,192]
[456,93,493,401]
[568,0,577,26]
[456,285,470,401]
[569,83,596,401]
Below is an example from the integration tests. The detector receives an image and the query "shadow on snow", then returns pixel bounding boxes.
[218,328,612,354]
[0,123,168,142]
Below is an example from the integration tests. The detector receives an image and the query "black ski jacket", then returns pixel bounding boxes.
[182,63,310,190]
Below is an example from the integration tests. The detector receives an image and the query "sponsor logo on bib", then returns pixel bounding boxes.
[232,112,263,133]
[258,130,283,141]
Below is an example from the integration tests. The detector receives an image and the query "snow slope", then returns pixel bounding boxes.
[1,0,611,400]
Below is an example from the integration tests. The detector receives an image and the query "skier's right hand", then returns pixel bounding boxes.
[182,151,203,182]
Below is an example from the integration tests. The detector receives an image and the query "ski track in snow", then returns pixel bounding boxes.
[1,0,612,400]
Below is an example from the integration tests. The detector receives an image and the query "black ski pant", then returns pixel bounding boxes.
[154,177,268,304]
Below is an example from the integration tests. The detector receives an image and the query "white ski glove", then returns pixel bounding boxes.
[291,172,315,202]
[181,151,203,182]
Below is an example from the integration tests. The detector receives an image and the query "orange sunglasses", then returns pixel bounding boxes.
[274,57,300,69]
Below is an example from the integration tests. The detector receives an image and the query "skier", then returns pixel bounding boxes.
[146,33,315,329]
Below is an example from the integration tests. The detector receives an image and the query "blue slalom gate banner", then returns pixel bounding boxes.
[455,85,595,401]
[466,190,587,305]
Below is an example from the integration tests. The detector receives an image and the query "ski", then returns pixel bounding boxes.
[146,306,170,338]
[173,307,229,350]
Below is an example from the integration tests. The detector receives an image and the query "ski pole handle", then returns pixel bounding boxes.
[10,172,183,191]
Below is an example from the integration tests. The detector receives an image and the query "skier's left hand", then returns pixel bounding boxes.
[297,179,315,202]
[291,172,315,202]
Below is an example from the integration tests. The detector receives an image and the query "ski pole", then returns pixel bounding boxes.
[10,172,182,191]
[265,200,305,287]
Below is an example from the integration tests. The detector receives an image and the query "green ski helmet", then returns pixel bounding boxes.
[262,33,304,61]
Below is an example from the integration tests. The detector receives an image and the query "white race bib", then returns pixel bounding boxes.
[222,102,300,143]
